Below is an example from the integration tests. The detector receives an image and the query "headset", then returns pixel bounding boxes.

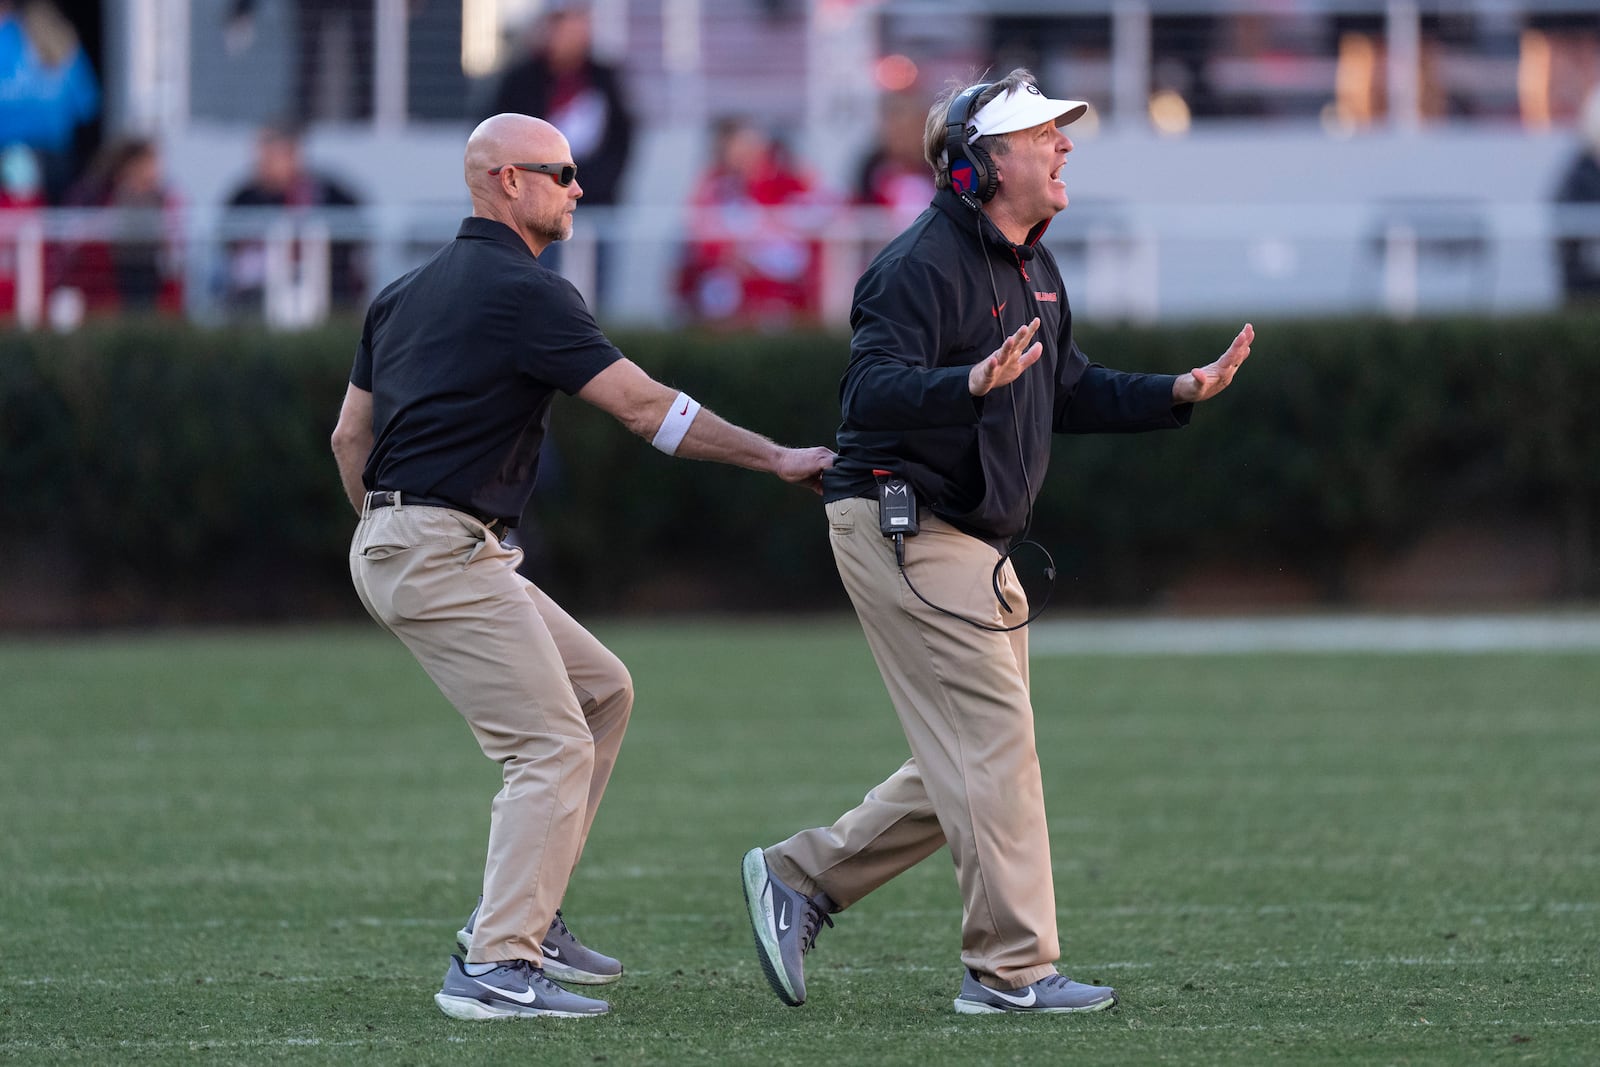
[943,81,998,209]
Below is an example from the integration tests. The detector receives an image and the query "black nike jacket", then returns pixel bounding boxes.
[821,187,1192,546]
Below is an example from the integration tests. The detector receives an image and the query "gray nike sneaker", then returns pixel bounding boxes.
[741,847,835,1006]
[434,956,609,1020]
[953,969,1118,1014]
[456,898,623,985]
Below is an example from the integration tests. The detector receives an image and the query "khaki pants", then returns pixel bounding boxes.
[350,500,632,964]
[764,497,1058,988]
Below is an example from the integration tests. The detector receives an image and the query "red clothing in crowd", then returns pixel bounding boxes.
[679,139,828,328]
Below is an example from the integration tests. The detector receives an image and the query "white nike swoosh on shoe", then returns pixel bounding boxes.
[988,986,1037,1007]
[542,944,561,959]
[777,899,791,931]
[474,978,537,1005]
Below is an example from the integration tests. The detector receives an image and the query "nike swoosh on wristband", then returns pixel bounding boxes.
[475,978,538,1005]
[988,986,1037,1007]
[679,401,690,415]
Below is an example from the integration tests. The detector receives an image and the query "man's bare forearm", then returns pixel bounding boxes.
[333,438,370,514]
[669,407,786,474]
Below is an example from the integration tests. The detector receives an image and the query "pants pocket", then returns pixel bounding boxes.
[827,498,857,535]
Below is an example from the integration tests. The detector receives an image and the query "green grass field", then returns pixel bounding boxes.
[1,620,1596,1065]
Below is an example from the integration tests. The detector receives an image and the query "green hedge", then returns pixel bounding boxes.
[1030,315,1600,601]
[0,321,357,623]
[3,313,1598,625]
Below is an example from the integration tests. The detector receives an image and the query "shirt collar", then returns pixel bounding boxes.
[456,216,537,259]
[931,188,1052,252]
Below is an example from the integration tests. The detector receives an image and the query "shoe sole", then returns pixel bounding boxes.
[544,959,623,986]
[456,930,624,986]
[740,847,802,1007]
[952,994,1117,1015]
[434,993,607,1020]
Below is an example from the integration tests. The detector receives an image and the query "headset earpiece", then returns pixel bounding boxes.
[944,82,997,209]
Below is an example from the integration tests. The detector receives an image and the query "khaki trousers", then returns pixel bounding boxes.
[350,500,632,963]
[765,497,1058,988]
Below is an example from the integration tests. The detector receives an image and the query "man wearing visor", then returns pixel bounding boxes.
[741,71,1254,1014]
[332,113,834,1020]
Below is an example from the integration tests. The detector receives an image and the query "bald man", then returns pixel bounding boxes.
[331,114,834,1021]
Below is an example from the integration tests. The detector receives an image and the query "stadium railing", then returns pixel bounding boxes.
[4,202,1600,332]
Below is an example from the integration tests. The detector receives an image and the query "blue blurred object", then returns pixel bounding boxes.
[0,9,100,154]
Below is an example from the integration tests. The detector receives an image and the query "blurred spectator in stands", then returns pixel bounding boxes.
[227,0,374,122]
[222,122,364,316]
[0,139,40,212]
[483,0,633,308]
[0,141,44,319]
[853,89,935,230]
[678,116,827,329]
[1555,85,1600,304]
[487,2,632,212]
[0,0,99,202]
[54,136,182,315]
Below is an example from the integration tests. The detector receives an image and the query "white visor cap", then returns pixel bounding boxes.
[967,82,1089,143]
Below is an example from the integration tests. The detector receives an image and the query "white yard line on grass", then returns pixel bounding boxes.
[1029,613,1600,655]
[65,899,1600,933]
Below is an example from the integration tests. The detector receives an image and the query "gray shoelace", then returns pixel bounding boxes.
[490,958,550,985]
[800,897,835,953]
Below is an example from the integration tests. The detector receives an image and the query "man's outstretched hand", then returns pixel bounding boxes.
[1173,323,1254,404]
[970,317,1043,397]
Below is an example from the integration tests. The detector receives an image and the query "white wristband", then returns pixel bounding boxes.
[651,391,702,455]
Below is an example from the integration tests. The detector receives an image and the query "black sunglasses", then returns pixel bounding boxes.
[486,162,578,187]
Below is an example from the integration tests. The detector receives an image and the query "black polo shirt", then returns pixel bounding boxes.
[350,217,620,526]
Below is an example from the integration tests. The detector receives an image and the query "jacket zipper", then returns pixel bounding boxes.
[1010,248,1042,324]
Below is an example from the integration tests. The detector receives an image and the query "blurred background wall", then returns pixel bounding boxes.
[4,0,1599,330]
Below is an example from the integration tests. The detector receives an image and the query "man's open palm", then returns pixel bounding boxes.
[969,318,1043,397]
[1173,323,1253,404]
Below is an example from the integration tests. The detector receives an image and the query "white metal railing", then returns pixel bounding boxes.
[4,202,1600,332]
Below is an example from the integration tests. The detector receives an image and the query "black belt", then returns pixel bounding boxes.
[365,491,510,540]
